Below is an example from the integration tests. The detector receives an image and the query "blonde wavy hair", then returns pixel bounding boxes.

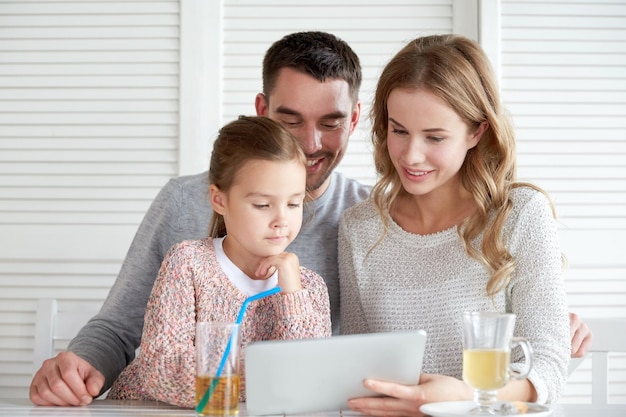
[370,34,558,297]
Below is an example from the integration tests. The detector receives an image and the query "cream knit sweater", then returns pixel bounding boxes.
[338,187,569,404]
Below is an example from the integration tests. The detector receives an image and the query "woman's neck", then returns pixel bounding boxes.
[391,186,476,235]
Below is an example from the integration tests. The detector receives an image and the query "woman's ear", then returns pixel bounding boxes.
[469,121,489,149]
[209,184,226,215]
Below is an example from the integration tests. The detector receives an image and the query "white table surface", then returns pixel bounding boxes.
[1,399,625,417]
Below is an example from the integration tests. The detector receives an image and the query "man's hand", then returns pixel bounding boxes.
[569,312,593,358]
[30,351,105,406]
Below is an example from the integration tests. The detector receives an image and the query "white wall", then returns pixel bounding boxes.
[0,0,624,403]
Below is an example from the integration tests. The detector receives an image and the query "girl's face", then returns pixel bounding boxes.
[211,158,306,262]
[386,87,485,199]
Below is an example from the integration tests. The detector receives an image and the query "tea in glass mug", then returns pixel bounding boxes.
[461,312,533,415]
[462,348,511,390]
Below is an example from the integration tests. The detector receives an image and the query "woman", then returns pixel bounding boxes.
[338,34,570,416]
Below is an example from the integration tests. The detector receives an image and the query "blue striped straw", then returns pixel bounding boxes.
[196,286,282,414]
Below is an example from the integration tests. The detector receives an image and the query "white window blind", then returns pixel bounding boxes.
[500,0,626,403]
[0,0,180,399]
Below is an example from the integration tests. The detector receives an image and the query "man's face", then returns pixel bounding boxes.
[256,67,361,199]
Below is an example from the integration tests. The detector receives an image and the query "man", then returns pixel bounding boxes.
[30,31,592,407]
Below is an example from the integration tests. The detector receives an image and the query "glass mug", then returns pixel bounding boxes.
[462,312,533,415]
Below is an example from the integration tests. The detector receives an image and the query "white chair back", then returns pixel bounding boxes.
[32,298,100,375]
[569,318,626,405]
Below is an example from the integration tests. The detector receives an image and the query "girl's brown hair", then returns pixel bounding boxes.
[208,116,307,237]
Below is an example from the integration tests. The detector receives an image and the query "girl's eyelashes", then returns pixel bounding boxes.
[253,201,304,209]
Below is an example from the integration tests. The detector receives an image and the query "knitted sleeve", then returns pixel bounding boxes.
[506,190,570,404]
[138,242,199,408]
[270,267,332,339]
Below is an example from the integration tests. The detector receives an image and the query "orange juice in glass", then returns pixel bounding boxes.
[196,322,240,416]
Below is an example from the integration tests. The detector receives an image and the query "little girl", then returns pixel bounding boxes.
[107,116,331,407]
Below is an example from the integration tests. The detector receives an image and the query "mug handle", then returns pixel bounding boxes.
[510,337,534,380]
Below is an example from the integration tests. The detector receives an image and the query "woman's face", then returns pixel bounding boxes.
[386,87,484,198]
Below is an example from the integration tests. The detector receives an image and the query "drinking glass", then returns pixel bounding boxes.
[462,312,533,415]
[196,322,240,416]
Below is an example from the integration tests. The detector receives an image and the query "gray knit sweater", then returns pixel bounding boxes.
[338,186,570,404]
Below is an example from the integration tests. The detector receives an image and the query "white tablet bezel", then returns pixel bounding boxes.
[244,330,427,415]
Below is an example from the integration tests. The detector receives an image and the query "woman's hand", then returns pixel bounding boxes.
[347,374,473,417]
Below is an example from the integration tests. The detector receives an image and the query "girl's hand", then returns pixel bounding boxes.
[255,252,302,293]
[347,374,472,417]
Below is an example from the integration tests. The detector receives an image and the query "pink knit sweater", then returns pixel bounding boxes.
[107,238,332,407]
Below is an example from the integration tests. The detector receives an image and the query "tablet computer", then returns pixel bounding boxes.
[244,330,427,415]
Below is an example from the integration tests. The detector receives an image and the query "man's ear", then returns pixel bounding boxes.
[209,184,226,215]
[255,93,268,116]
[349,100,361,135]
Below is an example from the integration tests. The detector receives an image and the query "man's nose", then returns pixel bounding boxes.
[299,124,323,154]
